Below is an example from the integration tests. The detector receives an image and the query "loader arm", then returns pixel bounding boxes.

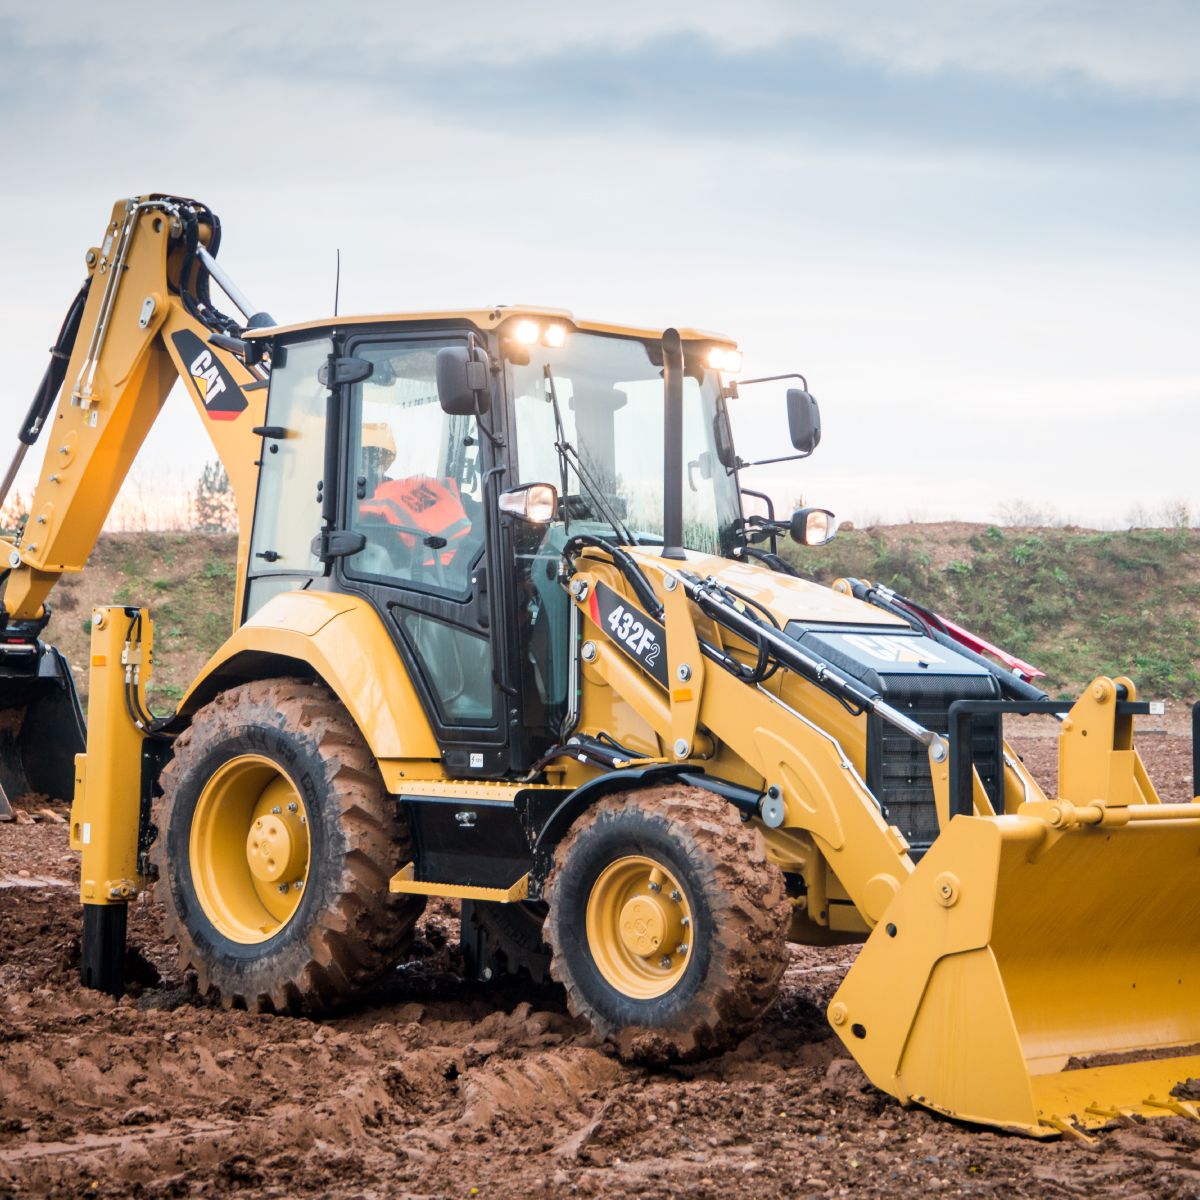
[562,537,1200,1137]
[1,195,269,624]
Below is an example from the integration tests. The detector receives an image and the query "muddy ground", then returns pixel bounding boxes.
[2,727,1199,1199]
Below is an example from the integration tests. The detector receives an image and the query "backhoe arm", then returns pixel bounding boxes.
[1,195,270,623]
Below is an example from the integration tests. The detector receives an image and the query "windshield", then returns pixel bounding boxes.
[507,331,741,555]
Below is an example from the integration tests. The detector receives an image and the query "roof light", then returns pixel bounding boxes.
[706,346,743,373]
[513,319,540,345]
[543,323,567,348]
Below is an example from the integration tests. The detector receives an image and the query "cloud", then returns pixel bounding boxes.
[7,2,1200,97]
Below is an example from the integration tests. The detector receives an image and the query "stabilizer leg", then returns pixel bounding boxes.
[81,902,127,998]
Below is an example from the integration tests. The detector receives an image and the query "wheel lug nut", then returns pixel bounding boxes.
[659,956,672,968]
[670,889,681,902]
[681,916,690,928]
[294,880,304,892]
[278,882,289,893]
[271,806,282,814]
[287,802,298,813]
[648,882,661,893]
[676,943,689,955]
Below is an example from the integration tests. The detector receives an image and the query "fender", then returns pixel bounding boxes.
[529,764,764,892]
[178,590,441,787]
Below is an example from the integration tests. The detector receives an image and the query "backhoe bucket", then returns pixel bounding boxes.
[829,810,1200,1136]
[0,642,85,819]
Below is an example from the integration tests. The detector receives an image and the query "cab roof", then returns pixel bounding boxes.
[242,304,736,347]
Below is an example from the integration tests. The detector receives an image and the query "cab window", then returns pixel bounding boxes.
[345,340,484,598]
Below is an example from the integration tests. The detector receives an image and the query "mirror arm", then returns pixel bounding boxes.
[473,393,503,449]
[740,452,809,468]
[735,372,809,390]
[469,334,503,449]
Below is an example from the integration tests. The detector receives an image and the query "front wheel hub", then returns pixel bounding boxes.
[586,856,694,999]
[618,892,683,958]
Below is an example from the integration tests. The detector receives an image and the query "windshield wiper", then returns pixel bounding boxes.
[542,364,635,545]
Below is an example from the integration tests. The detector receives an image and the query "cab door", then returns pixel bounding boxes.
[335,332,508,776]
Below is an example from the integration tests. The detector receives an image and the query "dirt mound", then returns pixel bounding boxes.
[2,736,1199,1197]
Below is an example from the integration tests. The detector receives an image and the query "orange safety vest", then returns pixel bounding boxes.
[361,476,472,566]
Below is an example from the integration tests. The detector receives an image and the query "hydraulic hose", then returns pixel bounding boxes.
[0,280,91,509]
[563,534,664,620]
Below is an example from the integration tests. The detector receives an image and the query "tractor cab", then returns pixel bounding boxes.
[241,309,818,776]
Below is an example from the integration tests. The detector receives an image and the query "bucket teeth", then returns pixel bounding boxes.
[1038,1115,1094,1143]
[1083,1104,1139,1128]
[1143,1095,1200,1121]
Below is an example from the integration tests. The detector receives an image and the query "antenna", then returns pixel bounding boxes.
[334,248,341,317]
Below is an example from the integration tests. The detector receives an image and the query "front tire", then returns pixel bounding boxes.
[151,677,423,1012]
[544,784,790,1062]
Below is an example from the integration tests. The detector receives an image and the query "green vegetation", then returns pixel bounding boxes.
[790,525,1200,699]
[50,533,238,713]
[53,526,1200,714]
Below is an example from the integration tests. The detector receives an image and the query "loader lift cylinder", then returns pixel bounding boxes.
[678,571,942,753]
[661,328,686,561]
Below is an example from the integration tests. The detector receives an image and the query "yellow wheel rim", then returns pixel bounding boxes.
[189,754,311,944]
[585,855,694,999]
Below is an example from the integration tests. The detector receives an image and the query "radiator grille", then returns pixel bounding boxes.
[867,675,1002,856]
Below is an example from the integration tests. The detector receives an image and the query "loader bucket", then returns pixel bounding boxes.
[829,810,1200,1136]
[0,642,85,819]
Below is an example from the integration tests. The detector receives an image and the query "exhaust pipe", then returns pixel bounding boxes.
[661,328,685,561]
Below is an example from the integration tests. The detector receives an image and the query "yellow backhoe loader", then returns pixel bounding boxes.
[4,194,1200,1139]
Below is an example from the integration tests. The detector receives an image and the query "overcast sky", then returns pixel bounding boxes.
[1,2,1196,527]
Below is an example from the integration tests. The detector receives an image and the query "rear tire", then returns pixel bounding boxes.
[544,784,790,1062]
[151,677,423,1012]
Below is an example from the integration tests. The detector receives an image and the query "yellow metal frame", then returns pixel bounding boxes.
[243,304,737,349]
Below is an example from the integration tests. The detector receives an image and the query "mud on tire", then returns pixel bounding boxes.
[544,783,790,1062]
[150,677,424,1013]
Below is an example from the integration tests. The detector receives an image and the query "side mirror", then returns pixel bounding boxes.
[786,388,821,455]
[436,346,491,416]
[498,482,558,524]
[789,506,836,547]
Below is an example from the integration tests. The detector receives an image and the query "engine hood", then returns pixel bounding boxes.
[630,548,908,629]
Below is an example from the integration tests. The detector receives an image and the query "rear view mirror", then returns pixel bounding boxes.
[436,346,491,416]
[787,388,821,455]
